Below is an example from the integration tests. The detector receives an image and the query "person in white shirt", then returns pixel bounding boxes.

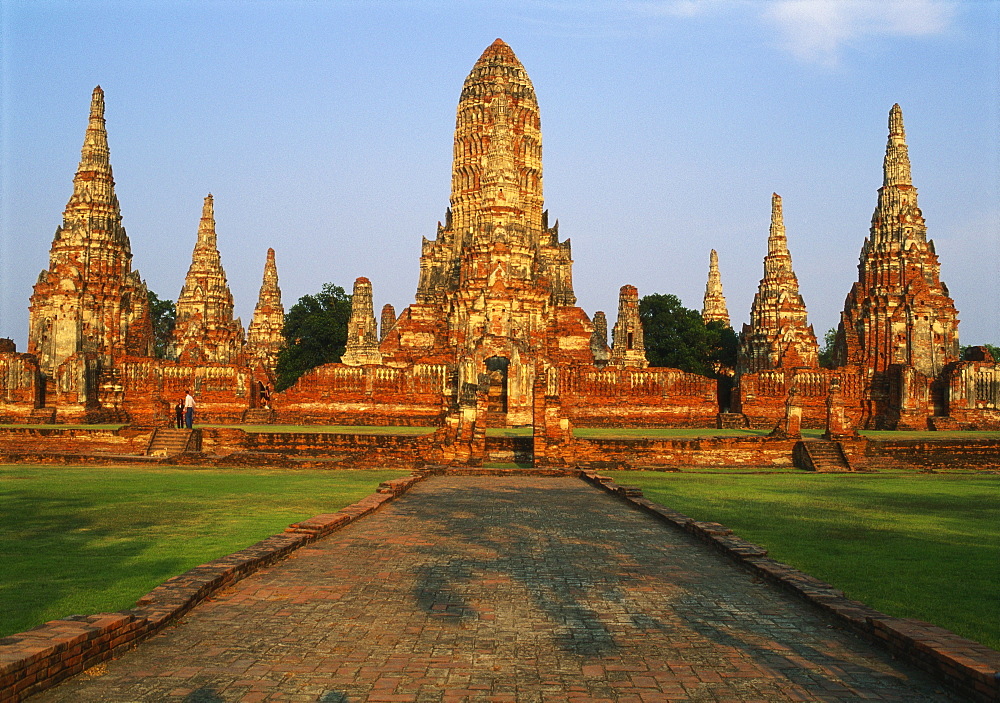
[184,390,196,429]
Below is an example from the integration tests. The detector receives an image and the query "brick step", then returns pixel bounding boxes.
[929,416,962,431]
[147,428,194,456]
[242,409,275,424]
[795,440,852,472]
[716,413,749,429]
[28,408,57,424]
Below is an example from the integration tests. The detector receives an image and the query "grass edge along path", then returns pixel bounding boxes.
[608,469,1000,651]
[0,465,408,638]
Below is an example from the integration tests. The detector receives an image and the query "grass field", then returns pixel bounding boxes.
[201,424,438,435]
[608,469,1000,650]
[0,465,408,638]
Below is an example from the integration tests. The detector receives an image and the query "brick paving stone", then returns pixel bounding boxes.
[33,476,958,702]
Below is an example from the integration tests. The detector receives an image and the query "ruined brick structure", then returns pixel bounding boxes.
[701,249,730,327]
[732,194,827,428]
[608,285,647,369]
[245,248,285,376]
[274,39,718,433]
[170,195,245,365]
[341,277,383,366]
[739,194,819,373]
[24,87,154,421]
[834,105,962,429]
[7,60,998,437]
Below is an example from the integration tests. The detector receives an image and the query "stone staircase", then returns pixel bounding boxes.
[795,440,852,472]
[929,416,962,431]
[717,413,749,429]
[242,408,276,424]
[147,428,197,457]
[28,408,56,424]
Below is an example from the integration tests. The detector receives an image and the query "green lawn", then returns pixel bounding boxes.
[0,465,408,638]
[608,469,1000,650]
[201,424,438,435]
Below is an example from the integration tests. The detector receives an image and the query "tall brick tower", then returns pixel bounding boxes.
[379,39,597,423]
[29,86,153,376]
[246,247,285,374]
[701,249,730,327]
[342,277,383,366]
[170,194,245,364]
[835,105,959,426]
[739,193,818,373]
[608,285,648,369]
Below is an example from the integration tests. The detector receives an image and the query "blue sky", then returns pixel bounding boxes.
[2,0,998,350]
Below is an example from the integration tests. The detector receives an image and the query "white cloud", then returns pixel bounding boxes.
[764,0,956,65]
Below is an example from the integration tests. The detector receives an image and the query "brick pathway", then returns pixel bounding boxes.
[35,476,955,702]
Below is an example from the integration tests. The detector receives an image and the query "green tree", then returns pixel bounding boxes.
[275,283,351,391]
[818,327,838,368]
[147,290,176,359]
[638,293,737,377]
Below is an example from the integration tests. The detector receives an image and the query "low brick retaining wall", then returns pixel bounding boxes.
[0,474,426,702]
[865,439,1000,471]
[581,470,1000,703]
[572,435,800,469]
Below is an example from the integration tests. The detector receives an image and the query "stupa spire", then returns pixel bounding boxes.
[246,247,285,374]
[701,249,730,327]
[738,193,818,373]
[29,86,153,374]
[65,86,120,232]
[836,104,959,385]
[883,104,912,188]
[196,194,217,250]
[448,38,542,233]
[342,277,382,366]
[170,194,244,364]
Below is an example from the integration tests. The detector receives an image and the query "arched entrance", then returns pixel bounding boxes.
[483,355,510,415]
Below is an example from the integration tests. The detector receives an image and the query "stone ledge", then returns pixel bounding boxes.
[579,469,1000,703]
[0,472,427,703]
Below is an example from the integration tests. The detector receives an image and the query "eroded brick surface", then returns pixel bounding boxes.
[35,477,955,702]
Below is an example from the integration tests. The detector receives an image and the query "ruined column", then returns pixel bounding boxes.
[379,304,397,343]
[701,249,730,327]
[590,311,610,368]
[608,285,648,369]
[341,277,383,366]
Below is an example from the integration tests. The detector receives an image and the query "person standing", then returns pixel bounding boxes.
[174,399,184,429]
[184,390,196,429]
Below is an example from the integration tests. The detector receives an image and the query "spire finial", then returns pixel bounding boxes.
[883,104,912,187]
[90,86,105,120]
[702,249,730,327]
[768,192,788,255]
[196,193,217,249]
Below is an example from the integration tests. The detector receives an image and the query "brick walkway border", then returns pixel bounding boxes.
[2,468,998,702]
[0,475,425,702]
[581,471,1000,703]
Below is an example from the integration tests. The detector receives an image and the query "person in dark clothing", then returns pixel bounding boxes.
[175,399,184,429]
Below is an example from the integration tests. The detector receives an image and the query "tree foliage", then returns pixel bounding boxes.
[818,327,838,368]
[638,293,737,377]
[275,283,351,391]
[147,290,176,359]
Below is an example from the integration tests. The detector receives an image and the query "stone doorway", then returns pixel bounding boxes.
[484,356,510,415]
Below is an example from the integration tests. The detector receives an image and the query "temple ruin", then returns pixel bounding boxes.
[1,41,998,439]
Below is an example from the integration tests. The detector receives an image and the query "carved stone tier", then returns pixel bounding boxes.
[608,285,648,369]
[836,105,959,378]
[342,277,383,366]
[170,194,244,365]
[29,86,153,376]
[246,247,284,375]
[701,249,730,327]
[739,193,818,373]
